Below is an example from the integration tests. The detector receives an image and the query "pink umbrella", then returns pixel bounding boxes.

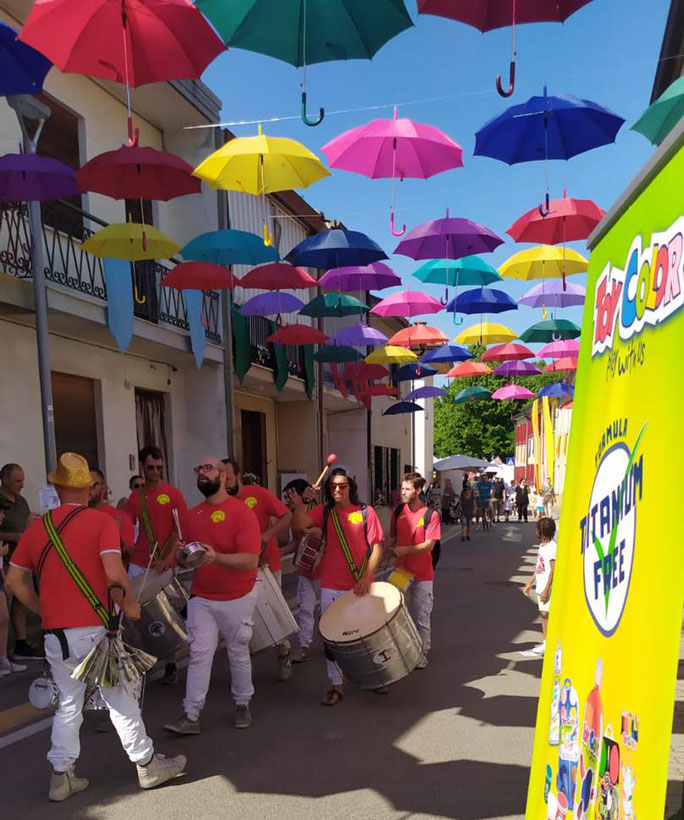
[537,339,580,358]
[481,342,535,362]
[492,384,536,400]
[322,107,463,237]
[370,290,443,318]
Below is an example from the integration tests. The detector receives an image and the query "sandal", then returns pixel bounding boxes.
[321,688,344,706]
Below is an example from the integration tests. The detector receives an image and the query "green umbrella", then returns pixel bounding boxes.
[196,0,413,126]
[300,293,369,318]
[631,76,684,146]
[413,256,502,287]
[453,385,492,404]
[519,318,581,343]
[314,345,362,363]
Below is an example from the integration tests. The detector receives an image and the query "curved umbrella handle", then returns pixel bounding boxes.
[301,90,324,127]
[134,284,146,305]
[538,192,551,217]
[390,211,406,237]
[263,223,273,247]
[496,60,516,98]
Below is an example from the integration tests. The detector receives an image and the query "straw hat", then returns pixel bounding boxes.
[48,452,91,489]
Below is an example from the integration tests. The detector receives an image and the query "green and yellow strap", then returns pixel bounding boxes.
[138,488,171,561]
[329,506,369,582]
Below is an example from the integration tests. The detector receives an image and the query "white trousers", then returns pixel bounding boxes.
[45,626,154,772]
[271,571,290,656]
[407,580,434,654]
[320,587,346,686]
[295,575,320,649]
[183,589,258,717]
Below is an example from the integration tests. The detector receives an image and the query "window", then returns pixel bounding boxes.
[241,410,267,486]
[135,389,169,477]
[51,372,100,470]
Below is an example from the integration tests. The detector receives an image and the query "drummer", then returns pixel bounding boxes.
[303,468,384,706]
[388,471,441,670]
[89,469,135,563]
[164,457,261,735]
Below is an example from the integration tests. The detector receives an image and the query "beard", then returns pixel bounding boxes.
[197,478,221,498]
[226,483,239,497]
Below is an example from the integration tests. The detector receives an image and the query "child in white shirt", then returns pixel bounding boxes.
[523,517,557,656]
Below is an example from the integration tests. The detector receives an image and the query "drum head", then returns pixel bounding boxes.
[129,568,172,603]
[319,582,401,643]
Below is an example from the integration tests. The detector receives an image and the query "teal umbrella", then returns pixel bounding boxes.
[631,76,684,146]
[519,318,581,343]
[413,256,502,287]
[453,386,492,404]
[300,293,369,318]
[314,345,362,363]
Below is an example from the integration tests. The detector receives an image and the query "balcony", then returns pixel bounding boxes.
[244,313,306,378]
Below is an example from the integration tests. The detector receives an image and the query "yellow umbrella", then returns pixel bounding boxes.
[499,245,588,280]
[365,345,418,365]
[82,222,180,261]
[455,322,517,346]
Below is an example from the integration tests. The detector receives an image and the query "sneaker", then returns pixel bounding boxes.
[11,641,44,660]
[277,653,293,682]
[234,704,252,729]
[161,663,179,686]
[137,753,186,790]
[49,767,89,802]
[416,655,429,670]
[521,642,547,658]
[290,646,310,664]
[0,656,27,676]
[164,715,200,736]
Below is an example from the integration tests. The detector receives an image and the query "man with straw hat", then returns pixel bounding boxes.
[6,452,187,802]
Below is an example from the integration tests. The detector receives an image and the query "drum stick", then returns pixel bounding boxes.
[312,453,338,491]
[172,508,183,541]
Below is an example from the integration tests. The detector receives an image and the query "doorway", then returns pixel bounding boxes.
[241,409,267,484]
[51,372,101,470]
[135,388,169,476]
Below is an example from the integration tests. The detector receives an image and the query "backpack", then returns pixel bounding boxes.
[393,503,442,569]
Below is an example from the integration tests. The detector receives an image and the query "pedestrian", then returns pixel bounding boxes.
[440,478,455,524]
[459,484,474,542]
[164,457,262,735]
[534,487,545,520]
[492,477,505,523]
[475,473,493,527]
[5,452,186,801]
[504,482,515,522]
[523,517,557,656]
[0,521,27,676]
[388,472,441,670]
[515,479,530,522]
[543,477,557,518]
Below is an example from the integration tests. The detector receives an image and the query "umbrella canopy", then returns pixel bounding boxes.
[394,362,438,382]
[0,153,78,201]
[544,356,578,373]
[518,280,586,309]
[383,401,424,416]
[365,345,417,365]
[631,75,684,146]
[455,321,517,345]
[161,262,237,290]
[19,0,225,87]
[286,229,387,270]
[433,453,489,471]
[82,222,179,261]
[301,293,368,318]
[537,339,580,358]
[314,346,362,363]
[506,196,605,244]
[417,1,591,29]
[389,325,449,348]
[413,255,502,286]
[481,342,535,362]
[239,262,316,290]
[404,385,447,400]
[454,385,492,404]
[538,382,574,399]
[446,286,518,315]
[493,360,542,376]
[371,290,443,318]
[499,245,588,280]
[446,361,493,377]
[395,213,504,260]
[239,293,305,317]
[420,344,473,365]
[519,318,581,343]
[491,384,536,401]
[328,323,388,347]
[318,262,400,292]
[266,324,328,345]
[364,384,399,397]
[0,19,52,95]
[347,363,389,381]
[181,229,278,266]
[77,145,200,201]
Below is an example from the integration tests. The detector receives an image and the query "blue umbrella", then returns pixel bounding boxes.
[382,401,423,416]
[419,344,473,365]
[413,256,502,287]
[285,228,387,270]
[446,286,518,315]
[394,362,438,382]
[538,382,574,399]
[0,20,52,96]
[181,229,279,266]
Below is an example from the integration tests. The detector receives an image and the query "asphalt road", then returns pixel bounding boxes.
[1,520,547,820]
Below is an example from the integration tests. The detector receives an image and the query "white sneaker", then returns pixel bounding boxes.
[0,656,27,675]
[137,753,187,790]
[521,642,547,657]
[49,767,89,802]
[416,654,429,670]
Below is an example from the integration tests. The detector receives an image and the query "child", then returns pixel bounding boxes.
[523,517,557,656]
[534,488,545,520]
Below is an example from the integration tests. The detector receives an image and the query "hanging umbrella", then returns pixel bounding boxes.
[455,322,517,345]
[631,75,684,146]
[240,293,305,317]
[537,339,580,358]
[446,361,493,378]
[493,360,542,376]
[518,280,585,309]
[82,222,179,261]
[301,293,368,318]
[0,153,78,201]
[286,229,387,270]
[328,323,388,347]
[420,344,473,366]
[454,386,492,404]
[347,362,389,381]
[446,286,518,315]
[365,345,417,365]
[364,384,399,397]
[405,385,447,400]
[499,245,588,280]
[371,290,443,318]
[181,229,279,266]
[319,262,401,292]
[481,342,535,362]
[544,356,578,373]
[266,324,328,345]
[413,256,502,286]
[77,145,200,200]
[383,401,424,416]
[196,0,412,126]
[395,212,503,261]
[519,318,581,343]
[389,325,449,348]
[239,262,316,290]
[0,19,52,96]
[492,384,536,401]
[538,382,574,399]
[314,346,362,363]
[506,195,605,244]
[162,262,237,290]
[322,106,463,235]
[394,362,438,382]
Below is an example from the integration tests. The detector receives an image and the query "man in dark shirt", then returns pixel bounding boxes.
[492,477,505,523]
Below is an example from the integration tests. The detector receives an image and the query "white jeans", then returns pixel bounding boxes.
[407,581,434,654]
[271,571,290,656]
[320,587,346,686]
[296,575,320,649]
[45,626,154,772]
[183,589,258,717]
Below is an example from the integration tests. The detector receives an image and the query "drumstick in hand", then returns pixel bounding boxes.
[312,453,337,491]
[172,508,183,541]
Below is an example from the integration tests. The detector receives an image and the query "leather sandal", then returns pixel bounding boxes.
[321,688,344,706]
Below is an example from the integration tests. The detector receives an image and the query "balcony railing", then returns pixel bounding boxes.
[0,201,221,344]
[246,313,306,378]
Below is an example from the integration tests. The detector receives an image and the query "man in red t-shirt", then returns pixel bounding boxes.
[6,452,186,802]
[388,471,441,670]
[222,459,293,681]
[164,457,261,735]
[303,468,384,706]
[89,469,135,561]
[126,446,187,684]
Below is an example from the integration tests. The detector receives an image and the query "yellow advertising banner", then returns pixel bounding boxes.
[525,132,684,819]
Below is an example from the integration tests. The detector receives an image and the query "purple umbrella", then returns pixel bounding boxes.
[394,210,504,261]
[239,292,305,317]
[328,323,388,347]
[494,360,542,376]
[518,279,586,308]
[0,153,78,201]
[404,385,447,401]
[318,262,401,292]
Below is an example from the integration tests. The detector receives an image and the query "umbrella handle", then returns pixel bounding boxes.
[301,90,324,127]
[496,60,516,98]
[538,192,551,217]
[134,284,146,305]
[390,211,406,237]
[263,223,274,246]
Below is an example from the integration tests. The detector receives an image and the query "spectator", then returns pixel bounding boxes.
[542,478,557,518]
[492,477,505,523]
[475,473,493,526]
[459,484,474,542]
[515,479,530,522]
[117,475,144,511]
[504,481,515,522]
[440,478,455,524]
[523,517,557,655]
[0,513,27,676]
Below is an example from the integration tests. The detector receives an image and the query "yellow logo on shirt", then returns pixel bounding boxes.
[156,493,170,505]
[210,510,226,523]
[417,517,425,527]
[245,496,258,509]
[348,511,363,526]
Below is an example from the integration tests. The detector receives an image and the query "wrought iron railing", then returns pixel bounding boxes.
[246,313,305,377]
[0,201,221,344]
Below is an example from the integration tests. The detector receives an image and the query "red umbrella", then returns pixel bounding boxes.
[240,263,317,291]
[446,361,493,377]
[162,263,237,290]
[346,363,390,381]
[77,145,200,201]
[481,342,535,362]
[544,356,578,373]
[506,196,605,244]
[389,325,449,348]
[266,324,328,345]
[363,384,399,397]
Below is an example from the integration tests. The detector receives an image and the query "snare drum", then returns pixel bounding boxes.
[250,567,298,654]
[294,532,325,574]
[123,569,187,660]
[319,581,423,689]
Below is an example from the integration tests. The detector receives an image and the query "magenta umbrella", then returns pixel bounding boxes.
[322,107,463,236]
[537,339,580,358]
[371,290,443,318]
[492,384,536,400]
[318,262,401,292]
[494,360,541,376]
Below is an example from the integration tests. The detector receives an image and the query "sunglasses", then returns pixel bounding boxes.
[331,482,349,490]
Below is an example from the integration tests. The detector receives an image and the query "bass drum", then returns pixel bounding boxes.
[250,567,298,654]
[319,581,423,690]
[123,569,187,660]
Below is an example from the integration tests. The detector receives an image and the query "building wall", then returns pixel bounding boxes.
[326,407,369,499]
[276,401,318,486]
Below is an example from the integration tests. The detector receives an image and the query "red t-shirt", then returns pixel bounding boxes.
[99,504,135,552]
[308,503,384,591]
[391,504,441,582]
[239,485,289,573]
[183,497,262,601]
[10,505,121,629]
[126,482,187,568]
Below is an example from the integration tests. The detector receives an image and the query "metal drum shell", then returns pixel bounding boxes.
[250,567,298,654]
[122,588,187,661]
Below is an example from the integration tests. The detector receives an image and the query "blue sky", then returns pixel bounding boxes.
[201,0,670,342]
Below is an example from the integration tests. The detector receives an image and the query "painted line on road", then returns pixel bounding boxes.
[0,716,52,749]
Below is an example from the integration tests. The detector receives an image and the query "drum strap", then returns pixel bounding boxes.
[138,488,172,561]
[329,506,370,582]
[36,506,86,579]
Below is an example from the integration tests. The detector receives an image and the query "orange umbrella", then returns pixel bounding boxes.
[388,324,449,348]
[446,361,493,378]
[544,356,578,373]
